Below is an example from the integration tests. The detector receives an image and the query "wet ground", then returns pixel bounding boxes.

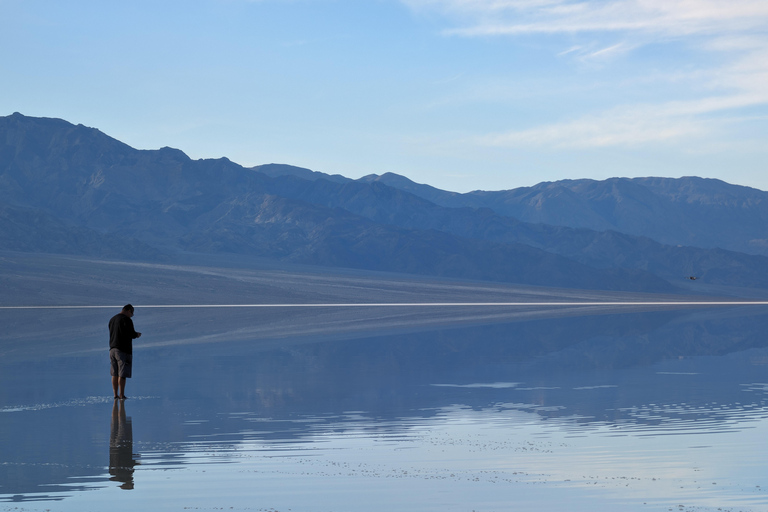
[1,254,767,511]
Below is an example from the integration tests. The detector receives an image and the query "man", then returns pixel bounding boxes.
[109,304,142,400]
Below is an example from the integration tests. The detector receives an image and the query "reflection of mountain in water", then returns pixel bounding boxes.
[144,306,768,431]
[0,400,110,497]
[2,307,768,499]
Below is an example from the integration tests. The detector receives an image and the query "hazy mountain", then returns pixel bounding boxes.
[0,203,160,260]
[363,172,768,256]
[1,113,670,291]
[246,169,768,289]
[3,112,768,292]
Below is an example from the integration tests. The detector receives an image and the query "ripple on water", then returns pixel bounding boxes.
[0,396,152,413]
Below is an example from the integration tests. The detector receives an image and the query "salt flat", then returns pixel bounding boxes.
[2,252,768,511]
[0,251,729,361]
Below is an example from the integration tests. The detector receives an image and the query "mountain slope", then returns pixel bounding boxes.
[0,203,160,260]
[1,113,673,291]
[245,171,768,289]
[364,173,768,256]
[6,113,768,292]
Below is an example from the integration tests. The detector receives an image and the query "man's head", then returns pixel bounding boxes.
[122,304,134,317]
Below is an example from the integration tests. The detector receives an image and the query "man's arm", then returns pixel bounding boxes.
[126,317,142,339]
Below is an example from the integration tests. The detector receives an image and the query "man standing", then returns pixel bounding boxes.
[109,304,142,400]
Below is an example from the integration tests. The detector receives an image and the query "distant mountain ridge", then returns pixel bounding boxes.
[1,113,658,290]
[360,172,768,256]
[3,112,768,293]
[245,167,768,290]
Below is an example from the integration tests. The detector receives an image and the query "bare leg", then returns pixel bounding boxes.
[118,377,127,399]
[112,376,119,398]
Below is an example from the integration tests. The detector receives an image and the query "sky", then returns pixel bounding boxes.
[1,0,767,193]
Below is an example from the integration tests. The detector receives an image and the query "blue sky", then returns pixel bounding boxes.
[2,0,767,192]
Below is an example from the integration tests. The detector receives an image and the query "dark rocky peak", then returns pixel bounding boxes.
[1,113,135,159]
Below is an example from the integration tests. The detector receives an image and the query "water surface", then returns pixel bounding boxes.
[2,306,768,511]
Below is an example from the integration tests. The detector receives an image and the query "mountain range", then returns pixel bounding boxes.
[2,112,768,293]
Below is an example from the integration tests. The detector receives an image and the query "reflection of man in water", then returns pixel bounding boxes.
[109,304,141,400]
[109,399,138,489]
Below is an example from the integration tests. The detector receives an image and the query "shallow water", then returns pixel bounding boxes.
[2,306,768,512]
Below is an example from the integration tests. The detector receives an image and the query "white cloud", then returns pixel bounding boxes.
[568,41,639,64]
[404,0,768,37]
[479,87,768,149]
[479,105,707,149]
[402,0,768,150]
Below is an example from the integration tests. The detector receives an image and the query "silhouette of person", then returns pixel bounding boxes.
[109,399,138,489]
[109,304,141,400]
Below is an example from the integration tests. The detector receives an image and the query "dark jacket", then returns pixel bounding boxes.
[109,313,139,354]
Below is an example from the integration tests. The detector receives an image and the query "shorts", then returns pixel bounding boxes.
[110,348,132,378]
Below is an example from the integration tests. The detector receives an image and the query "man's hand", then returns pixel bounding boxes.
[136,332,142,338]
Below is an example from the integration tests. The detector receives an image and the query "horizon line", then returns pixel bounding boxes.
[2,301,768,309]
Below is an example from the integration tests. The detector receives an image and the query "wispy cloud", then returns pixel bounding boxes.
[403,0,768,37]
[558,40,638,65]
[490,28,768,149]
[479,85,768,149]
[402,0,768,149]
[478,102,710,149]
